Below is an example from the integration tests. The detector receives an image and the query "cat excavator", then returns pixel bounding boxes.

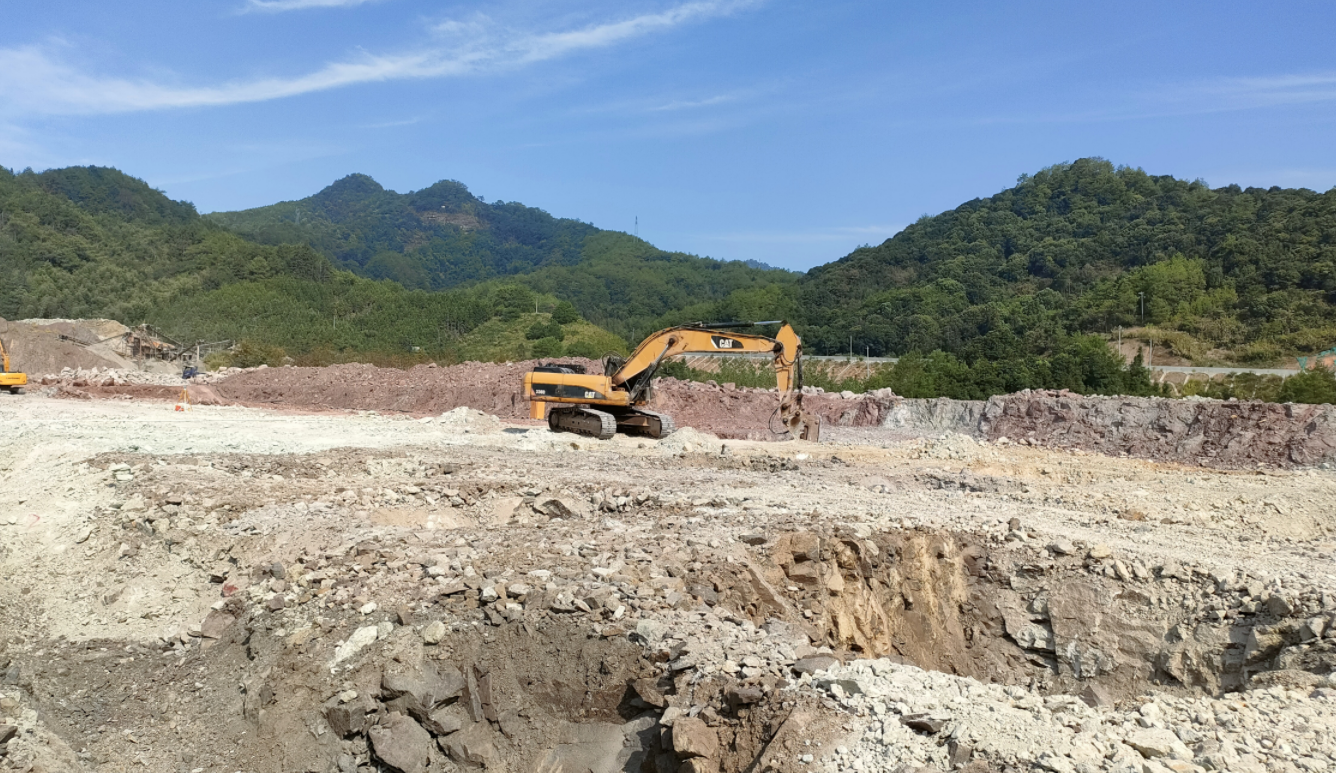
[523,321,820,441]
[0,337,27,394]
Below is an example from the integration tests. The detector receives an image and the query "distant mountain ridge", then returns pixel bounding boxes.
[207,172,796,340]
[6,159,1335,369]
[799,158,1336,363]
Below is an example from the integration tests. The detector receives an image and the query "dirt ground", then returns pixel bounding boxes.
[2,386,1334,773]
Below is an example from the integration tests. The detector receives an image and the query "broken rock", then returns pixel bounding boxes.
[671,717,719,759]
[441,722,498,768]
[368,712,432,773]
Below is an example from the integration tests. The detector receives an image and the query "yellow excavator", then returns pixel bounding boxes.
[523,321,821,441]
[0,337,27,395]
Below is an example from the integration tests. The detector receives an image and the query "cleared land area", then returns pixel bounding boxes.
[0,361,1334,773]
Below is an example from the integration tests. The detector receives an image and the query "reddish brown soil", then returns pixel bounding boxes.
[204,361,883,439]
[213,360,605,420]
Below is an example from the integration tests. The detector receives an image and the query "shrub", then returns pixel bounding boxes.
[551,301,580,325]
[530,337,564,358]
[220,339,287,368]
[1277,368,1336,404]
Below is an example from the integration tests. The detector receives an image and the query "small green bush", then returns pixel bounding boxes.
[530,337,564,358]
[525,320,565,341]
[551,301,580,325]
[219,339,288,368]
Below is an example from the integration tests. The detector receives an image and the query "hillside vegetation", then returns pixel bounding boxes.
[3,160,1334,403]
[0,166,627,359]
[800,158,1336,365]
[210,174,795,341]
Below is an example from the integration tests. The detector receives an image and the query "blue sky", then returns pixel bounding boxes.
[2,1,1334,271]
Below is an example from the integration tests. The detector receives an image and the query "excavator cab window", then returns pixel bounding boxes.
[533,363,586,375]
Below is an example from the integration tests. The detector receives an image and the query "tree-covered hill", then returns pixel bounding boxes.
[0,165,332,324]
[209,174,598,288]
[0,165,622,358]
[208,173,797,341]
[7,159,1336,378]
[799,158,1336,364]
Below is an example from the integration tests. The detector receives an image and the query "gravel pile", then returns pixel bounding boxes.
[809,658,1336,773]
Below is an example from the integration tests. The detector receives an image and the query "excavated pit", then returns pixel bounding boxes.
[5,515,1329,773]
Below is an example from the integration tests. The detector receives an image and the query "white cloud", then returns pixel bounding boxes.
[1183,73,1336,110]
[0,0,760,116]
[240,0,386,13]
[648,93,738,112]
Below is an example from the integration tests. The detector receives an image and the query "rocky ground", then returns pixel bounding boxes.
[0,391,1333,773]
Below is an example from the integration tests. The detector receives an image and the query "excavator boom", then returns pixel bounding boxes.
[523,322,820,441]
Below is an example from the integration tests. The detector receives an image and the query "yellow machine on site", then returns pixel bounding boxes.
[523,321,821,441]
[0,338,27,394]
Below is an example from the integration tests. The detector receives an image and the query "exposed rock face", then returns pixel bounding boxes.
[880,391,1336,468]
[978,391,1336,467]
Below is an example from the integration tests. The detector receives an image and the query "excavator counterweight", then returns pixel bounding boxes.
[522,322,820,441]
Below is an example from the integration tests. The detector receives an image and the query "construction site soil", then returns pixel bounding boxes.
[3,355,1335,773]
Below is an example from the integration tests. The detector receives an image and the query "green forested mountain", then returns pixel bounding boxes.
[209,174,597,288]
[5,159,1335,382]
[208,173,796,341]
[0,165,788,361]
[0,165,332,325]
[0,166,602,358]
[800,158,1336,364]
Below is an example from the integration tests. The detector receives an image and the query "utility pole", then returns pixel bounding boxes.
[1117,326,1122,361]
[849,336,853,358]
[1138,292,1145,323]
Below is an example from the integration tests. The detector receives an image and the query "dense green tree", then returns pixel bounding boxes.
[551,300,580,324]
[530,337,564,358]
[525,320,565,341]
[1277,368,1336,404]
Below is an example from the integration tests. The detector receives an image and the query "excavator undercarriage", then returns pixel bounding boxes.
[547,406,675,440]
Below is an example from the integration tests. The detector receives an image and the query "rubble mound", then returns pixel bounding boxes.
[655,426,724,455]
[435,406,503,434]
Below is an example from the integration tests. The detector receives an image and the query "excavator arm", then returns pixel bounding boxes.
[610,322,803,399]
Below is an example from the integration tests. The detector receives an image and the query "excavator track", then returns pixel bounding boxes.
[548,406,617,440]
[614,408,676,439]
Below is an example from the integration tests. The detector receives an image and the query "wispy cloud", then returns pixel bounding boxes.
[648,93,739,112]
[1171,73,1336,111]
[359,117,420,129]
[0,0,760,117]
[240,0,386,14]
[968,71,1336,127]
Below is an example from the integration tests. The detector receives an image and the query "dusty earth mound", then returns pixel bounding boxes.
[213,362,896,439]
[35,353,1336,469]
[0,317,126,375]
[649,378,895,439]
